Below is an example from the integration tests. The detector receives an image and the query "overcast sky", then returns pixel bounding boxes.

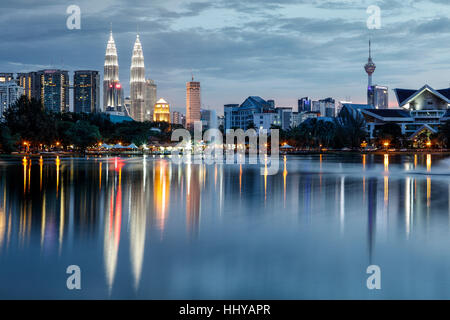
[2,0,450,113]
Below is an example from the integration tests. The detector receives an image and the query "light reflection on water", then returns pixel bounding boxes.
[0,154,450,299]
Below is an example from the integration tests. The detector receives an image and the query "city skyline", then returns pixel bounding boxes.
[4,1,450,114]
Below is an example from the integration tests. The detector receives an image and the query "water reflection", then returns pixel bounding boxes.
[0,153,450,299]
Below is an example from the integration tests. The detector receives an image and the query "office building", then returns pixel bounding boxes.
[145,79,157,121]
[224,96,276,131]
[298,97,312,112]
[368,85,388,109]
[186,77,201,129]
[201,109,218,129]
[0,81,24,118]
[74,70,100,113]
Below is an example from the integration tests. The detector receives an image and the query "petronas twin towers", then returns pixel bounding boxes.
[103,29,155,122]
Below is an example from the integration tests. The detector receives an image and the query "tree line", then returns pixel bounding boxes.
[0,96,179,152]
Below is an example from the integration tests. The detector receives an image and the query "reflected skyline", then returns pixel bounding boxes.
[0,153,450,298]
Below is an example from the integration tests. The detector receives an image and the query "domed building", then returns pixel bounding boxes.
[153,98,170,123]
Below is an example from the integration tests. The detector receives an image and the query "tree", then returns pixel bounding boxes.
[65,121,101,151]
[0,124,19,153]
[375,123,404,148]
[3,96,57,146]
[439,121,450,148]
[334,107,367,149]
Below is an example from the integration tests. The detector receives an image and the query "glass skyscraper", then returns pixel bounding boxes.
[74,70,100,113]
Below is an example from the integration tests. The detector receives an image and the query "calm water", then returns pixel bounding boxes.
[0,154,450,299]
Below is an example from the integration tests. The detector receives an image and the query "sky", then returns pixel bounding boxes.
[2,0,450,114]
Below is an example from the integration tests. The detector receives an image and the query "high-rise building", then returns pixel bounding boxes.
[74,70,100,113]
[318,97,336,117]
[0,73,14,83]
[298,97,312,112]
[145,79,157,121]
[276,107,293,130]
[37,69,69,112]
[103,30,123,110]
[153,98,170,123]
[364,40,376,103]
[201,109,217,129]
[368,85,389,109]
[186,77,201,129]
[172,111,183,125]
[0,81,24,118]
[130,34,146,122]
[17,72,39,101]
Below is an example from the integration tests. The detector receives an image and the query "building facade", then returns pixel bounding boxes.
[368,85,388,109]
[186,78,201,129]
[201,109,218,129]
[298,97,312,112]
[145,79,157,121]
[153,98,170,123]
[103,31,123,110]
[0,81,24,118]
[74,70,100,113]
[38,69,69,112]
[224,96,276,131]
[130,35,146,122]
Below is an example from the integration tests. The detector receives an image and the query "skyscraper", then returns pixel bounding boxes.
[186,77,201,129]
[0,73,14,83]
[298,97,312,112]
[74,70,100,113]
[38,69,69,112]
[103,30,123,110]
[0,80,23,118]
[17,72,39,101]
[368,85,389,109]
[144,79,157,121]
[130,34,146,122]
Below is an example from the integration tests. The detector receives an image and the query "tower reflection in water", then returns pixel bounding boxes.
[0,153,449,298]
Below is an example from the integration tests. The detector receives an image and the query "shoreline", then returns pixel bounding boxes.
[1,149,450,158]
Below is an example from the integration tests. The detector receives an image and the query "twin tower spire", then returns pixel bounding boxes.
[103,28,148,122]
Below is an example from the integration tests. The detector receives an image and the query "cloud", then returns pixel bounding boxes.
[1,0,450,112]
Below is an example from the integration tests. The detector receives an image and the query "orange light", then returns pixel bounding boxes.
[426,141,432,147]
[383,141,390,147]
[56,142,60,146]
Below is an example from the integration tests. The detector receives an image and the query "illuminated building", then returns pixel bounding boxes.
[0,73,13,83]
[298,97,312,112]
[17,72,39,100]
[103,29,123,110]
[38,69,69,112]
[368,85,388,109]
[186,77,201,129]
[224,96,275,130]
[153,98,170,123]
[130,34,146,122]
[74,70,100,113]
[144,79,157,121]
[0,81,24,118]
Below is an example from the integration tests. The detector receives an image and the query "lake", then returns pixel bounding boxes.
[0,153,450,299]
